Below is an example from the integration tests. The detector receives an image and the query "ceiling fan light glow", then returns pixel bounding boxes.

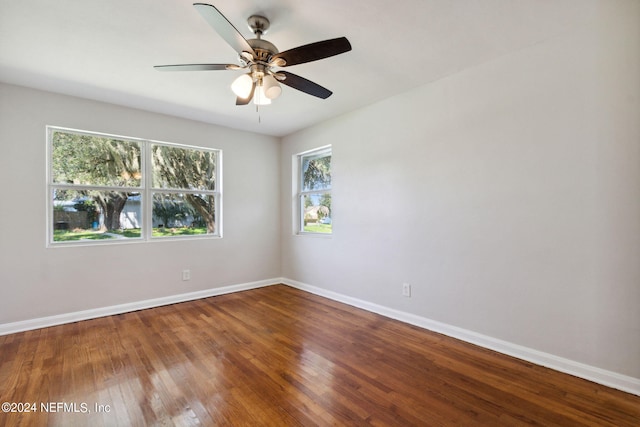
[254,82,272,105]
[263,74,282,100]
[231,74,253,98]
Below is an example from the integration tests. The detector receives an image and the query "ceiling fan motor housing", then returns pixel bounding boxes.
[248,38,279,61]
[247,15,279,64]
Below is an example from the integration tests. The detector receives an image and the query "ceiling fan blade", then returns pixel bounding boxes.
[236,82,256,105]
[154,64,233,71]
[279,71,332,99]
[272,37,351,67]
[193,3,256,56]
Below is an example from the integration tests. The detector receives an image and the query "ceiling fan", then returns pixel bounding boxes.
[155,3,352,106]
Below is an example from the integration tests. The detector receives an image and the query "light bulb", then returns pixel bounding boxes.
[262,74,282,100]
[231,74,253,99]
[253,81,272,105]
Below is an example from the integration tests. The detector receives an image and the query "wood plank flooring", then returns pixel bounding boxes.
[1,284,638,426]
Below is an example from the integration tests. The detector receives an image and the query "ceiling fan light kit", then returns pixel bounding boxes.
[253,80,272,106]
[155,3,352,107]
[231,73,253,99]
[262,74,282,100]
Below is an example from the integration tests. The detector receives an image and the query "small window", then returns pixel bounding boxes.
[298,147,331,234]
[47,127,221,245]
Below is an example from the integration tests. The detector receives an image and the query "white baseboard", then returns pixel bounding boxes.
[281,278,640,397]
[0,278,278,336]
[2,277,638,396]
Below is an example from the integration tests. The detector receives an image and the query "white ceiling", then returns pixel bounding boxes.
[0,0,592,137]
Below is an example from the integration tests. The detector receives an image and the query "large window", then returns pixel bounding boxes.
[298,146,331,234]
[47,127,221,245]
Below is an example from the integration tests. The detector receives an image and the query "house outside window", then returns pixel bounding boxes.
[298,146,331,234]
[47,127,221,246]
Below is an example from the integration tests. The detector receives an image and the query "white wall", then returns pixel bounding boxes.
[280,1,639,379]
[0,83,281,323]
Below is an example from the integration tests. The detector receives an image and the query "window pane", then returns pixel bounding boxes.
[152,145,216,191]
[301,153,331,191]
[152,193,216,237]
[52,189,142,242]
[302,193,332,233]
[52,131,141,187]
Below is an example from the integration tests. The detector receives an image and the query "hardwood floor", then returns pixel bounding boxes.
[0,285,638,426]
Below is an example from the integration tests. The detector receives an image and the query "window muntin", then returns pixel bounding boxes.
[47,127,221,246]
[298,147,332,234]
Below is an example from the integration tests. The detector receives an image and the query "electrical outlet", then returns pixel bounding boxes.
[182,269,191,281]
[402,283,411,297]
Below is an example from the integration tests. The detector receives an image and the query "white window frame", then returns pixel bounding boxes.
[296,145,332,236]
[46,126,222,247]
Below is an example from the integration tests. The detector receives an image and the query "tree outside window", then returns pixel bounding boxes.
[48,127,220,245]
[298,147,331,234]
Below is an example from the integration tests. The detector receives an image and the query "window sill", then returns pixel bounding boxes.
[295,232,332,239]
